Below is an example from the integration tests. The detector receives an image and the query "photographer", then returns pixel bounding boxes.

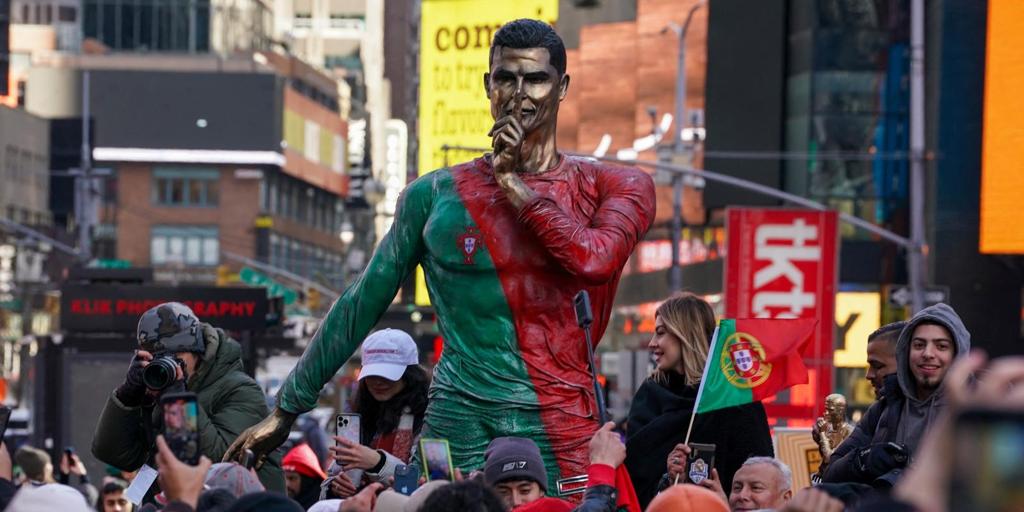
[91,302,283,496]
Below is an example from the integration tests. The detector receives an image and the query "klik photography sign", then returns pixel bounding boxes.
[60,285,269,332]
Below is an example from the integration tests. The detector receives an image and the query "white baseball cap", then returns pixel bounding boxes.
[359,328,419,382]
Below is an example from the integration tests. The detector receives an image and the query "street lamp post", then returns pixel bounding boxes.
[664,0,706,293]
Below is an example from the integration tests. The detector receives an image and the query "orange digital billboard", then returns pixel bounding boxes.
[980,0,1024,254]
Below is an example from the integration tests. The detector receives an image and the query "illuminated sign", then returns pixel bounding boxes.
[380,120,408,236]
[833,292,881,368]
[980,0,1024,253]
[725,208,838,421]
[415,0,558,305]
[60,285,268,331]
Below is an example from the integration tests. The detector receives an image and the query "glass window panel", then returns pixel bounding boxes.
[188,179,202,205]
[202,238,219,265]
[169,178,184,204]
[205,179,218,205]
[167,236,184,263]
[186,236,201,264]
[151,236,167,264]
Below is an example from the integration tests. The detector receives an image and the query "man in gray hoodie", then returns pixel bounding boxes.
[821,303,971,488]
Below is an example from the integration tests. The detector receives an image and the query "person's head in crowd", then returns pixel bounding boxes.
[866,321,905,396]
[646,483,729,512]
[100,480,132,512]
[135,302,208,382]
[14,446,53,485]
[224,491,304,512]
[897,304,970,402]
[7,483,91,512]
[484,436,548,508]
[419,479,508,512]
[728,457,793,511]
[649,293,717,386]
[352,329,430,444]
[281,443,326,509]
[204,462,264,498]
[514,497,574,512]
[196,487,237,512]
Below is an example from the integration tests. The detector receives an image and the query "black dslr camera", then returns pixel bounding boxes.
[143,354,185,390]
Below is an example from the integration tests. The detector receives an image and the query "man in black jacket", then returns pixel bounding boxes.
[822,303,971,487]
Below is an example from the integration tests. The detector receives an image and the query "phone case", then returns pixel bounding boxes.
[419,438,455,482]
[393,464,420,496]
[161,392,201,465]
[685,443,716,485]
[336,414,361,444]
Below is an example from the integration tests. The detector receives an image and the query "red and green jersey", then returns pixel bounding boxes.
[277,154,655,488]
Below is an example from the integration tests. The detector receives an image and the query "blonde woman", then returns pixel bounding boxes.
[624,294,773,508]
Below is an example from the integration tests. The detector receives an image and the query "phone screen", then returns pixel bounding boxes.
[0,406,11,440]
[950,409,1024,512]
[420,438,454,482]
[162,393,200,465]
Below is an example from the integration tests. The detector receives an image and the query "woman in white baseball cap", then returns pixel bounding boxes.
[324,329,429,499]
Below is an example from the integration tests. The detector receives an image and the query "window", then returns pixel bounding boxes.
[152,168,219,206]
[58,6,77,22]
[151,226,219,266]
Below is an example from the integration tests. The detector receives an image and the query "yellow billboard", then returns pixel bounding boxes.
[980,0,1024,254]
[416,0,558,305]
[833,292,881,368]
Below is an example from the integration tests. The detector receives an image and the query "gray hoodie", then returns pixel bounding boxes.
[892,303,971,454]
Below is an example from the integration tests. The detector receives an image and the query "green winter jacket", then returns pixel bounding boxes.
[91,324,284,493]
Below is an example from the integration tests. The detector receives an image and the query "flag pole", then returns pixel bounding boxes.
[676,323,721,485]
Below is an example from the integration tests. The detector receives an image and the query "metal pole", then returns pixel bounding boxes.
[78,70,92,262]
[668,1,705,293]
[908,0,926,313]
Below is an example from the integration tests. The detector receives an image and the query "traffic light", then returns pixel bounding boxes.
[216,265,231,286]
[307,288,321,312]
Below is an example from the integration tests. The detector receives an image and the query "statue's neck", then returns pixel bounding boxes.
[517,125,559,174]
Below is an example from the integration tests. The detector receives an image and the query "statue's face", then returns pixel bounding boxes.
[484,46,568,136]
[825,397,846,423]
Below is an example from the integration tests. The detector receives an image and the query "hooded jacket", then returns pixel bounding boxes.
[822,303,970,484]
[92,324,284,494]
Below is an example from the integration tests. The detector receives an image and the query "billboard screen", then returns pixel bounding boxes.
[725,208,838,423]
[980,0,1024,254]
[415,0,558,305]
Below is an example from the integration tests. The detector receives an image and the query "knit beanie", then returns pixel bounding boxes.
[483,437,548,492]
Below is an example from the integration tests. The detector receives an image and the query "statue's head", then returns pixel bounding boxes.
[824,394,847,423]
[484,19,569,139]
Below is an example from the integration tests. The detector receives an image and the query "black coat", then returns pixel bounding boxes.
[625,373,774,509]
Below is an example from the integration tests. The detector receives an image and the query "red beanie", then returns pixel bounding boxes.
[282,443,326,480]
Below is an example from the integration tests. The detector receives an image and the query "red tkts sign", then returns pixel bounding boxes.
[724,208,838,423]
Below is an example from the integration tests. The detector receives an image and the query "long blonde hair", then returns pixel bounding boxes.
[651,293,717,387]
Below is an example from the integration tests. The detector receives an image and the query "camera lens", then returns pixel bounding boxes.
[142,356,179,390]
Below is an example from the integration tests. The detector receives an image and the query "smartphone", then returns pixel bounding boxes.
[336,413,361,445]
[394,464,420,496]
[949,408,1024,512]
[161,392,200,465]
[241,449,255,470]
[419,438,455,482]
[684,443,716,485]
[573,291,593,328]
[0,406,11,441]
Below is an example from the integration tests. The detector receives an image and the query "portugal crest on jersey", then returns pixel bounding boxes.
[719,331,772,388]
[457,226,481,264]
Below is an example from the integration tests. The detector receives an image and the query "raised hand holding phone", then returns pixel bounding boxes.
[161,392,200,466]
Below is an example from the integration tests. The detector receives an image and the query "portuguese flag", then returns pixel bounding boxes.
[694,318,817,414]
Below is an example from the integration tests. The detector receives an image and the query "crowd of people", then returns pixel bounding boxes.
[0,293,1014,512]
